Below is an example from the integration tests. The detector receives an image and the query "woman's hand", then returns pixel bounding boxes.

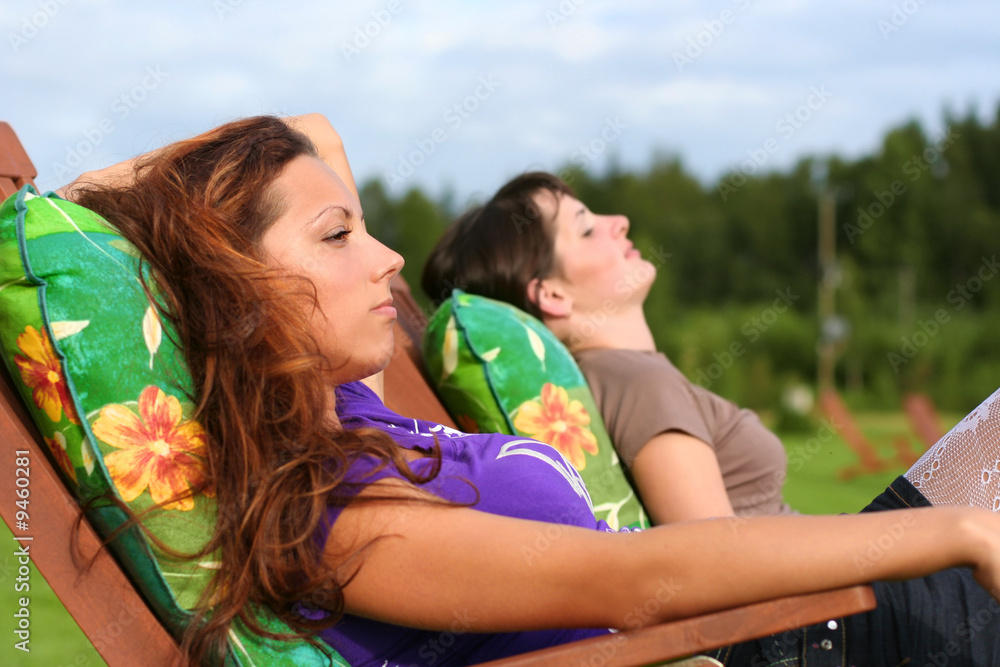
[961,509,1000,598]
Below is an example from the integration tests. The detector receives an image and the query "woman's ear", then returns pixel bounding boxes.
[527,277,573,319]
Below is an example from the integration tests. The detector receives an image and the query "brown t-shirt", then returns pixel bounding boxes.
[574,348,793,517]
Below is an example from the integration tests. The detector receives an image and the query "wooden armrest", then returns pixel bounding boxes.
[476,585,876,666]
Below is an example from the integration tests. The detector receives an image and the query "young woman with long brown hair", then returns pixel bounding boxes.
[61,114,1000,666]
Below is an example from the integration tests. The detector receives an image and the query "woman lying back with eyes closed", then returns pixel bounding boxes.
[423,172,794,525]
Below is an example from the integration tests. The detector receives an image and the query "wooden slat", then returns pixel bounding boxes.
[477,585,876,667]
[819,389,893,480]
[384,276,456,427]
[0,133,20,180]
[383,318,457,428]
[904,393,945,450]
[0,365,185,666]
[390,274,430,366]
[0,176,17,199]
[0,122,37,187]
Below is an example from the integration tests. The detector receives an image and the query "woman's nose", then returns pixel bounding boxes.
[375,241,405,282]
[612,214,630,237]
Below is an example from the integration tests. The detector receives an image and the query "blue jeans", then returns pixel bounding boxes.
[707,475,1000,667]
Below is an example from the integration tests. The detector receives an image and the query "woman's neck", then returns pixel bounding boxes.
[359,371,385,401]
[557,304,656,353]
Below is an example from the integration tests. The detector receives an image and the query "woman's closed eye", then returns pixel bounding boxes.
[323,227,353,243]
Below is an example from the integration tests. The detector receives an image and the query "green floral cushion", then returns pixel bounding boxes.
[423,290,649,530]
[0,186,342,667]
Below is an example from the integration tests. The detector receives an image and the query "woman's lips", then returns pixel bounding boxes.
[373,299,397,318]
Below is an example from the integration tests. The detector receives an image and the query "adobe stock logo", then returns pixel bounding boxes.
[693,288,800,389]
[7,0,70,52]
[340,0,403,62]
[887,255,1000,372]
[672,0,754,72]
[384,74,502,187]
[843,129,959,245]
[52,66,169,181]
[716,85,833,201]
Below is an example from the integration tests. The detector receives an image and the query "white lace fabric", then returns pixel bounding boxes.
[906,387,1000,511]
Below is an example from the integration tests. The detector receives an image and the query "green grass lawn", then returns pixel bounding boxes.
[0,409,957,665]
[780,409,960,515]
[0,517,106,667]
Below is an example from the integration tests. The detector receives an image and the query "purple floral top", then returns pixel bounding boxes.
[310,381,627,666]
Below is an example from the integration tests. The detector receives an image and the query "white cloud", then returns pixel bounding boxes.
[1,0,997,197]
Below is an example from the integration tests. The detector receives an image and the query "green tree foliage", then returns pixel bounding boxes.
[360,104,1000,413]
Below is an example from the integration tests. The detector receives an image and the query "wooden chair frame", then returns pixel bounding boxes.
[0,121,875,666]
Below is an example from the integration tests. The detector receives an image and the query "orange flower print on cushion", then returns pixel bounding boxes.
[13,325,80,424]
[44,432,77,485]
[93,385,213,511]
[513,383,599,470]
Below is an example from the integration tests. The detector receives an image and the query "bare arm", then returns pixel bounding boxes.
[327,484,1000,633]
[56,113,357,200]
[55,154,142,200]
[630,431,735,524]
[282,113,359,199]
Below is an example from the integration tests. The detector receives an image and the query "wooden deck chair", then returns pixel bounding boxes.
[0,121,186,666]
[0,121,874,667]
[818,388,918,479]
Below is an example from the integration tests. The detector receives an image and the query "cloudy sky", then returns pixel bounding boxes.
[3,0,999,207]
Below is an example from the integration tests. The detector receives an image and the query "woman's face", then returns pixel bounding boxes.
[261,155,404,384]
[541,191,656,315]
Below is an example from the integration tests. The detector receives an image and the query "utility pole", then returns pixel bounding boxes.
[817,187,839,393]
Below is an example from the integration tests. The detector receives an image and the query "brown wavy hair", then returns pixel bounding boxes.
[421,172,573,318]
[73,116,435,665]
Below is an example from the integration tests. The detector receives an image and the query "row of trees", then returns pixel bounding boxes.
[361,104,1000,415]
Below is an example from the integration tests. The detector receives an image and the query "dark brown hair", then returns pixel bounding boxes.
[73,116,434,665]
[421,172,573,318]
